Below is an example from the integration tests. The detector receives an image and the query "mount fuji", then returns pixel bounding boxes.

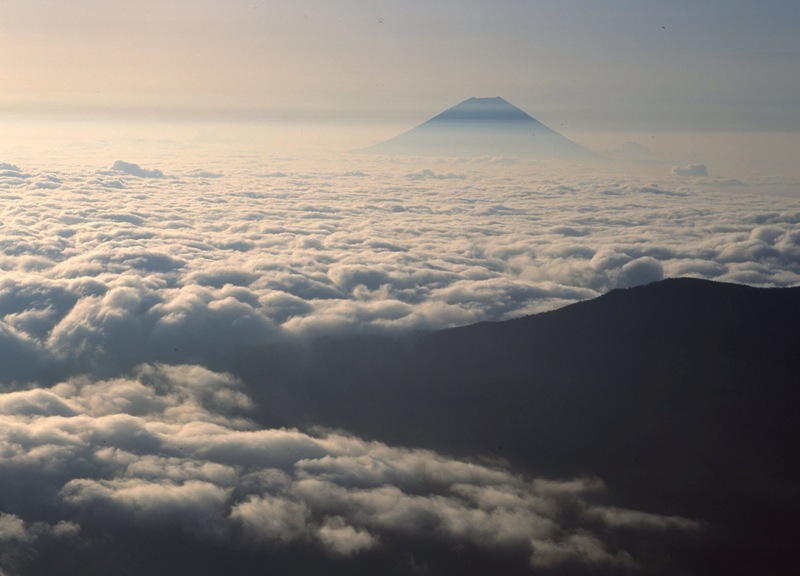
[370,96,594,158]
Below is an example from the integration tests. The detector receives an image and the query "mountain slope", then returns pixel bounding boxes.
[369,96,593,158]
[237,278,800,575]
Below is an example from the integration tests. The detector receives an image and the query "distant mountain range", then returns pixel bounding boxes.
[369,96,594,158]
[237,278,800,576]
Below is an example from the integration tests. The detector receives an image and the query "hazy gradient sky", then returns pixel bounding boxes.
[3,0,799,130]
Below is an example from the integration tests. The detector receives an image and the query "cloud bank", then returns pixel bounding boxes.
[672,163,708,177]
[0,364,699,573]
[0,157,798,382]
[0,152,796,573]
[110,160,166,179]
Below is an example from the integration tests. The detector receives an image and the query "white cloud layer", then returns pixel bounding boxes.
[0,156,797,382]
[0,149,796,572]
[0,364,699,568]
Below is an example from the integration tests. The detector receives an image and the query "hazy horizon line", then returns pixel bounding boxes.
[3,99,800,134]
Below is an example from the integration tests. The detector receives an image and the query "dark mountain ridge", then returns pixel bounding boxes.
[237,278,800,575]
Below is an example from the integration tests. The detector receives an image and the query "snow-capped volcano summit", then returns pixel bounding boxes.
[370,97,593,158]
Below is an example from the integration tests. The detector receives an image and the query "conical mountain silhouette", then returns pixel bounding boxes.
[371,96,593,158]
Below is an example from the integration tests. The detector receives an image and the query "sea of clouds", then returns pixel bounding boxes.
[0,363,701,573]
[1,156,798,380]
[0,148,798,573]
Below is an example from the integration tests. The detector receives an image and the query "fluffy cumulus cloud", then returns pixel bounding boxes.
[0,156,798,382]
[672,163,708,177]
[110,160,165,179]
[0,364,699,572]
[0,512,80,574]
[0,152,797,572]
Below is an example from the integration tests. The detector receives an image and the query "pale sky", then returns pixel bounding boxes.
[2,0,799,131]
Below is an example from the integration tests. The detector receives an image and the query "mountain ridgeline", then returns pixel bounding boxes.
[369,96,594,158]
[237,278,800,576]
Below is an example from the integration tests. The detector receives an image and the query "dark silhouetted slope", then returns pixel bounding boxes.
[237,278,800,576]
[369,97,594,158]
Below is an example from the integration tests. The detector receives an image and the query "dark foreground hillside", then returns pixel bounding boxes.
[238,278,800,576]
